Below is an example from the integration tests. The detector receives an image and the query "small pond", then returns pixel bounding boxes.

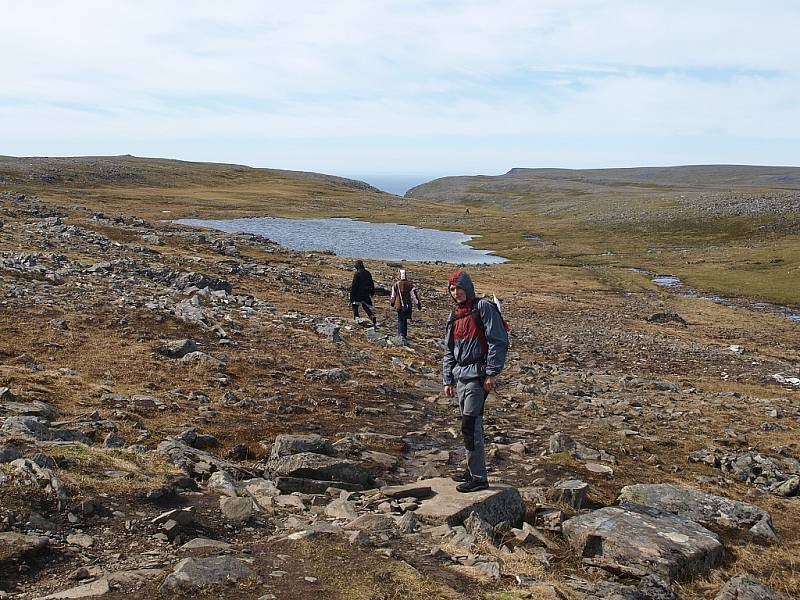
[175,216,507,264]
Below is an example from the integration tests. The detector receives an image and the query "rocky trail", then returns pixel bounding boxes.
[1,190,798,599]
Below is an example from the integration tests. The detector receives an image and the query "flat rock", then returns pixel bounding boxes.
[35,578,110,599]
[179,538,232,552]
[412,477,524,527]
[562,503,723,580]
[380,482,434,499]
[619,483,778,543]
[267,452,373,486]
[159,556,253,595]
[66,533,94,548]
[714,573,786,600]
[0,399,58,419]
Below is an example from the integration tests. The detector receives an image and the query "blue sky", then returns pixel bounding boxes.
[1,1,799,189]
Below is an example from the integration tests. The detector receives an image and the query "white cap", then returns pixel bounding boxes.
[399,269,407,280]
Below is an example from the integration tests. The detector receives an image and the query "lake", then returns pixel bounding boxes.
[175,216,507,264]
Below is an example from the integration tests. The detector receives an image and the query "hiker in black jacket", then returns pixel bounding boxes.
[349,259,376,325]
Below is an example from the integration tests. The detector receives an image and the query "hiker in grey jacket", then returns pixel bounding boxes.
[442,271,509,493]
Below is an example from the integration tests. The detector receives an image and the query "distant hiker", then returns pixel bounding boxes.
[389,269,422,340]
[443,271,509,493]
[350,259,376,325]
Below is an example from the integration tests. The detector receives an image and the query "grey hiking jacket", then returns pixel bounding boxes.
[442,273,509,385]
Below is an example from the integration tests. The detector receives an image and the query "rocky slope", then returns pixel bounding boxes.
[0,183,798,599]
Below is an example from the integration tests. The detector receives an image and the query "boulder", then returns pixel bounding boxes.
[207,470,238,497]
[619,483,777,543]
[0,531,49,562]
[562,504,723,580]
[269,433,335,459]
[413,477,524,527]
[156,339,197,359]
[159,556,253,595]
[267,452,373,486]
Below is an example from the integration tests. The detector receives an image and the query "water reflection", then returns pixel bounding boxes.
[175,216,507,264]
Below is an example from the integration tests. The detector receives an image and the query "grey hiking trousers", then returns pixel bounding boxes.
[456,378,487,481]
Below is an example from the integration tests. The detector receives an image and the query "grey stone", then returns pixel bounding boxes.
[207,470,238,497]
[551,479,589,509]
[180,351,225,369]
[344,513,397,533]
[315,322,342,342]
[0,445,22,463]
[304,368,350,383]
[770,475,799,497]
[619,483,778,543]
[66,533,94,548]
[397,511,419,534]
[714,573,786,600]
[102,432,126,448]
[179,538,232,552]
[219,497,254,522]
[325,498,358,520]
[267,452,373,486]
[159,556,253,595]
[156,339,197,359]
[0,399,58,419]
[269,433,334,459]
[413,477,525,528]
[562,503,723,580]
[549,431,575,453]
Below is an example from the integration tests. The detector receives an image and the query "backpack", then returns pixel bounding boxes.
[447,296,510,352]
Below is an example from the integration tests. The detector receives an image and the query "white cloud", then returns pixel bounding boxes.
[1,1,799,173]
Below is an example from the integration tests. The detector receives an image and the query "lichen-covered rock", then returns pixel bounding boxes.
[159,556,252,595]
[562,503,723,580]
[266,452,373,486]
[619,483,777,543]
[269,433,335,460]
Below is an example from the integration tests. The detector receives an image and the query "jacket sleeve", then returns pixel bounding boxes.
[349,273,358,302]
[442,313,456,385]
[366,272,375,295]
[389,284,397,307]
[478,299,508,377]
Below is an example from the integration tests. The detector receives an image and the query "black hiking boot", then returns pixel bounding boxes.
[451,469,472,483]
[456,479,489,493]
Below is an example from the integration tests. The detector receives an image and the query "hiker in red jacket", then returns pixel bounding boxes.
[442,271,509,493]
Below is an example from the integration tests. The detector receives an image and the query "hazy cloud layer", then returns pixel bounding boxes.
[1,1,798,179]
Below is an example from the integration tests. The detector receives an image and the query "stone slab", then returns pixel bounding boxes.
[562,503,723,580]
[413,477,524,527]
